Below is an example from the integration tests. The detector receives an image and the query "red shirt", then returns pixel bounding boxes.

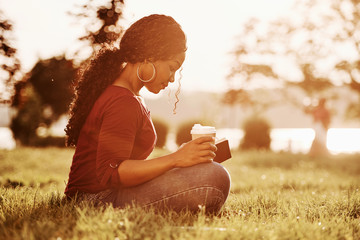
[65,86,157,197]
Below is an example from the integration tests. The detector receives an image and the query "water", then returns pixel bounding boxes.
[270,128,315,153]
[0,127,16,149]
[217,128,315,154]
[218,128,360,154]
[327,128,360,154]
[167,128,360,154]
[1,127,359,154]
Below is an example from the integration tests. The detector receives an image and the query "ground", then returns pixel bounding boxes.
[0,147,359,239]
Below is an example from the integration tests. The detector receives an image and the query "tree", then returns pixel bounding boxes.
[228,0,360,118]
[27,56,77,122]
[70,0,125,58]
[9,0,127,145]
[10,82,43,145]
[331,0,360,89]
[240,116,271,151]
[152,118,169,148]
[0,11,20,102]
[10,56,77,146]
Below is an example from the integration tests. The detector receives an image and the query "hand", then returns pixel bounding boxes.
[171,136,217,168]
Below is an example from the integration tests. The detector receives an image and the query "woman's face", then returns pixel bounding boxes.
[143,52,186,94]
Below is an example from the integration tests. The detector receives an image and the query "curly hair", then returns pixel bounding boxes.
[65,14,187,147]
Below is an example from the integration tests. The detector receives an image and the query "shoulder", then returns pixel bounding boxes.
[100,86,142,114]
[99,86,139,104]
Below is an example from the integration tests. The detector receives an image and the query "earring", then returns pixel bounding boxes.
[137,61,156,83]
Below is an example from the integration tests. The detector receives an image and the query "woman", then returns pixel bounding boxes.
[64,14,231,213]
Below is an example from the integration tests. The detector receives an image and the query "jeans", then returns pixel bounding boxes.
[84,162,231,213]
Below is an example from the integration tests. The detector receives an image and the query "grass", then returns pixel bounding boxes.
[0,147,359,239]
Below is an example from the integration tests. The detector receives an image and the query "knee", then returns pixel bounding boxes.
[145,163,231,214]
[211,162,231,198]
[191,163,231,213]
[195,162,231,200]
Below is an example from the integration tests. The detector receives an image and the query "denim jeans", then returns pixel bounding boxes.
[82,162,231,213]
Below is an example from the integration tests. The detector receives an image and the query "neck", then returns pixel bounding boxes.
[113,63,143,96]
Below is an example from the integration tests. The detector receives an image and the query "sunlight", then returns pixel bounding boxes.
[215,128,360,154]
[271,128,315,153]
[327,128,360,154]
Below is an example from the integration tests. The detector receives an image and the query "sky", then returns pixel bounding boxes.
[0,0,296,96]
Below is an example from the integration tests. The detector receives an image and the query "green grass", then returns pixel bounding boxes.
[0,147,359,239]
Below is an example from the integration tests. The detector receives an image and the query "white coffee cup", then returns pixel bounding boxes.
[190,124,216,142]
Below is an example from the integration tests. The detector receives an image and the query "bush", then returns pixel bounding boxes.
[152,118,169,148]
[10,85,43,146]
[240,116,271,150]
[175,120,212,147]
[33,136,66,147]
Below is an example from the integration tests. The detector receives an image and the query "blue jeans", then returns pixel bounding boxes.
[83,162,231,213]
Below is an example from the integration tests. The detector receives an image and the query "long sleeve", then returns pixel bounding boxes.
[96,96,141,188]
[65,86,156,197]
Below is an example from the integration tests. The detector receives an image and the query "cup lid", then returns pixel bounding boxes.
[190,124,216,134]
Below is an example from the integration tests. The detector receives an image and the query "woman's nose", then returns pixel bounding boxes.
[169,74,175,83]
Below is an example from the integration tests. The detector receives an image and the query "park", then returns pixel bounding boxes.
[0,0,359,239]
[0,147,359,239]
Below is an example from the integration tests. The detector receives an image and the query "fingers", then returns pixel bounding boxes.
[198,142,217,152]
[192,137,217,152]
[176,137,216,166]
[200,156,215,163]
[200,157,214,163]
[191,139,217,159]
[198,149,216,159]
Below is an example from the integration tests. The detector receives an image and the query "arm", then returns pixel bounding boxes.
[96,95,216,188]
[118,136,217,187]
